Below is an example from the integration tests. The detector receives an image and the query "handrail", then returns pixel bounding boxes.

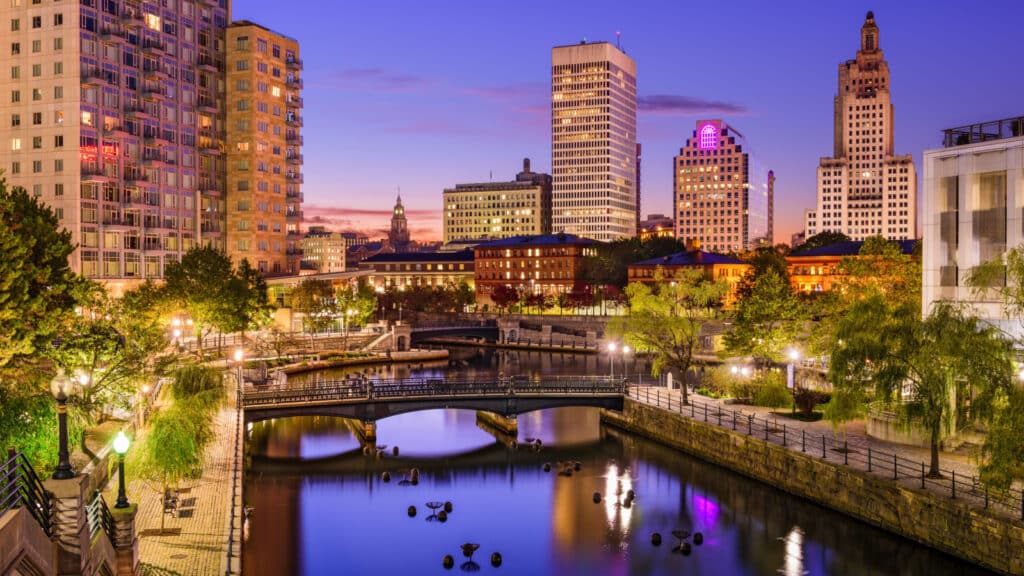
[629,386,1024,521]
[85,491,116,545]
[242,377,627,408]
[1,449,52,536]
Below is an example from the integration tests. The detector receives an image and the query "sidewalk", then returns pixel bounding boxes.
[105,400,239,575]
[630,386,1024,520]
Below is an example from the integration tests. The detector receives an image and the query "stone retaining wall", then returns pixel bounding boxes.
[601,398,1024,575]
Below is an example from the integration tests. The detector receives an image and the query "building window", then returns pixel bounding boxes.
[31,16,40,28]
[53,13,62,26]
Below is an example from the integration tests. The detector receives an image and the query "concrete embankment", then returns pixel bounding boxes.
[601,398,1024,575]
[280,349,449,376]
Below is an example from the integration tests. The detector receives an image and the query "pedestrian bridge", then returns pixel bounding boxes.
[241,376,626,424]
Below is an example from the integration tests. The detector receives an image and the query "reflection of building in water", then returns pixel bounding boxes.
[256,416,358,459]
[548,407,601,445]
[245,476,301,576]
[550,462,632,574]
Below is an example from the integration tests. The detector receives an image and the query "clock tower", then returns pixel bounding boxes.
[389,194,411,252]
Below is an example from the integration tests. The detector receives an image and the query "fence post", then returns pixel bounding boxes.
[867,447,872,472]
[691,401,695,418]
[801,429,805,453]
[921,461,925,488]
[764,419,768,441]
[951,470,956,499]
[843,441,848,465]
[732,412,736,431]
[822,435,826,459]
[893,455,897,480]
[782,424,786,448]
[717,408,722,427]
[748,416,752,435]
[703,403,708,422]
[984,485,988,509]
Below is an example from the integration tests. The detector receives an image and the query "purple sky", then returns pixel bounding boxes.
[233,0,1024,244]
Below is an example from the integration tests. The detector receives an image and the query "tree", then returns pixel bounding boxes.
[336,282,377,348]
[792,231,851,254]
[734,245,791,301]
[162,246,235,353]
[609,269,729,405]
[724,269,805,367]
[221,259,272,343]
[489,284,519,313]
[829,299,1011,477]
[0,180,83,378]
[582,236,687,288]
[290,278,337,341]
[452,282,476,312]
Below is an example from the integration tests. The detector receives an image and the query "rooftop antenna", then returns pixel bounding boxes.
[616,31,621,50]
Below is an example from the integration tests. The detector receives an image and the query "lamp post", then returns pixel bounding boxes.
[622,345,632,382]
[607,342,617,377]
[233,348,244,388]
[113,430,131,508]
[50,371,78,480]
[786,347,801,390]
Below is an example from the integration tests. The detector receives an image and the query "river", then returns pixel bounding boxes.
[242,346,992,575]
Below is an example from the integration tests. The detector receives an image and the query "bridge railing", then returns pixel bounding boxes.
[242,376,626,408]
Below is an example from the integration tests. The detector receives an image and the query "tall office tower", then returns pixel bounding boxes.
[225,21,302,275]
[442,158,552,243]
[803,11,916,241]
[551,41,637,242]
[0,0,229,291]
[635,143,641,236]
[673,120,771,253]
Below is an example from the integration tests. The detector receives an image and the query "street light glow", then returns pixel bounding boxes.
[622,345,630,355]
[113,430,130,455]
[788,348,801,362]
[234,348,244,363]
[172,328,182,338]
[607,342,617,352]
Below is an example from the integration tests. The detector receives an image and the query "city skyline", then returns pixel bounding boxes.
[230,0,1024,245]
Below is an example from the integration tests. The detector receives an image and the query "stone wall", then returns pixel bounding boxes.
[601,398,1024,576]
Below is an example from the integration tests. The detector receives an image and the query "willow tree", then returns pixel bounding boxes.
[609,269,729,405]
[830,298,1011,477]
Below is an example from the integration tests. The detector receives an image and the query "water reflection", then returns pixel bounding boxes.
[244,347,994,576]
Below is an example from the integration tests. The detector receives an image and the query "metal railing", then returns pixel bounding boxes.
[225,384,243,575]
[242,376,627,408]
[1,449,52,536]
[943,116,1024,148]
[85,491,117,544]
[630,387,1024,521]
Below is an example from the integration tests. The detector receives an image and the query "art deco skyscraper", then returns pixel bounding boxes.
[803,11,916,241]
[0,0,229,292]
[225,21,303,275]
[551,41,637,242]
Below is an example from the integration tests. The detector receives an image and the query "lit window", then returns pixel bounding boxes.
[699,123,718,150]
[145,14,160,31]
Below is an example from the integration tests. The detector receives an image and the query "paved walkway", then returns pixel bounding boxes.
[630,386,1024,520]
[105,397,240,576]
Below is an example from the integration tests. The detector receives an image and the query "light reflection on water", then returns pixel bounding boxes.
[243,347,994,576]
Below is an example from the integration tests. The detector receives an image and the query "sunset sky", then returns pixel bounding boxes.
[233,0,1024,244]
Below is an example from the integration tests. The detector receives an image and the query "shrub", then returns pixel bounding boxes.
[703,365,738,397]
[171,363,223,401]
[752,372,792,408]
[793,388,831,417]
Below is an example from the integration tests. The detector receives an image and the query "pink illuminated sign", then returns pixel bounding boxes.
[698,123,718,150]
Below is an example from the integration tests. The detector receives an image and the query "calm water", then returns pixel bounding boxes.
[243,347,992,576]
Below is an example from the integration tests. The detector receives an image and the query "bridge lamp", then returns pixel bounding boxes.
[234,348,245,387]
[113,430,131,508]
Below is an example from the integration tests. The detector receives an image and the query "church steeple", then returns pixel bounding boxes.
[389,193,410,251]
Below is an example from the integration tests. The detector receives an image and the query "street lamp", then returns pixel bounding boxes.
[622,345,632,382]
[233,348,244,388]
[113,431,131,508]
[50,371,80,480]
[607,342,617,377]
[786,347,801,390]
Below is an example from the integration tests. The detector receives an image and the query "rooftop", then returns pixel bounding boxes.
[790,239,917,258]
[475,233,597,248]
[942,116,1024,148]
[631,250,746,267]
[362,250,474,263]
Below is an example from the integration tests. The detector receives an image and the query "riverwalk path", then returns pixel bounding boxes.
[629,386,1024,520]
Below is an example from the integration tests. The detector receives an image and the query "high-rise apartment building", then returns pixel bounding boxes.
[443,158,552,243]
[301,226,346,273]
[225,21,302,275]
[803,11,916,241]
[0,0,229,291]
[674,120,771,253]
[551,41,637,242]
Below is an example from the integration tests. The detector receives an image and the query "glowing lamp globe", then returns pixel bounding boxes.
[113,431,130,456]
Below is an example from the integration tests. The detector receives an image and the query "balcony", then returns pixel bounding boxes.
[285,172,303,184]
[81,68,105,87]
[286,190,304,202]
[197,98,217,113]
[102,217,139,229]
[286,134,303,146]
[286,211,303,221]
[142,132,169,145]
[123,170,148,186]
[120,9,143,25]
[286,154,304,165]
[103,125,128,139]
[197,56,220,73]
[200,0,219,7]
[141,88,165,101]
[143,65,168,81]
[142,40,166,56]
[943,116,1024,148]
[286,116,303,128]
[141,153,167,167]
[200,142,223,156]
[82,166,116,183]
[124,103,153,119]
[99,25,123,43]
[286,78,303,90]
[285,57,303,71]
[286,247,304,256]
[286,97,304,109]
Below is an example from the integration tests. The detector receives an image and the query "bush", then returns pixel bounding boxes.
[793,388,831,417]
[171,363,223,401]
[694,386,725,399]
[703,365,738,397]
[752,372,792,408]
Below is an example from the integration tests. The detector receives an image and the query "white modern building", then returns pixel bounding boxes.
[922,116,1024,337]
[551,41,637,242]
[803,11,916,242]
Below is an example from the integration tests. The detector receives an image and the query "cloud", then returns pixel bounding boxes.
[317,68,431,92]
[305,204,439,219]
[638,94,748,116]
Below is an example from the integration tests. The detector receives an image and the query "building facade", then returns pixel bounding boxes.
[360,250,474,291]
[388,194,410,252]
[638,213,674,240]
[803,11,916,242]
[301,226,346,273]
[551,41,637,242]
[0,0,229,290]
[225,21,302,275]
[673,119,772,253]
[443,158,552,243]
[922,116,1024,337]
[474,233,597,305]
[788,239,915,294]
